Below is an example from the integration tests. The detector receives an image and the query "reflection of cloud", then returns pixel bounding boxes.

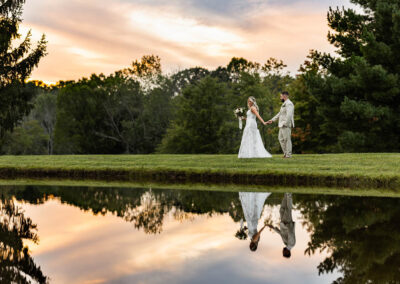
[19,199,341,284]
[21,0,354,83]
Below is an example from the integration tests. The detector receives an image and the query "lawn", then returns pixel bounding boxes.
[0,153,398,189]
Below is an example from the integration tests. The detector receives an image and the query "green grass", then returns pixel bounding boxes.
[1,178,400,198]
[0,153,398,189]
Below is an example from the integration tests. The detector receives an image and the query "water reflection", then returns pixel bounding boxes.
[298,195,400,284]
[239,192,271,251]
[0,197,48,283]
[0,185,399,283]
[267,193,296,258]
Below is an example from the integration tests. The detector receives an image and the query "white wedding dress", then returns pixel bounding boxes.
[238,109,272,158]
[239,192,271,238]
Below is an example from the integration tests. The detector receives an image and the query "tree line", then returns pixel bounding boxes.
[1,0,399,155]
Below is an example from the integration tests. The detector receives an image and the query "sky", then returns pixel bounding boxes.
[21,0,357,84]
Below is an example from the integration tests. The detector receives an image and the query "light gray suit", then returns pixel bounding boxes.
[271,99,294,157]
[271,193,296,250]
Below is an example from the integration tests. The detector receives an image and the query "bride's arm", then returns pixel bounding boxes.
[251,106,266,124]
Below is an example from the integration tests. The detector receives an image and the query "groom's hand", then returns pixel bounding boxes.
[266,120,273,125]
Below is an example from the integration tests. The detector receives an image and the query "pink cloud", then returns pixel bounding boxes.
[21,0,352,83]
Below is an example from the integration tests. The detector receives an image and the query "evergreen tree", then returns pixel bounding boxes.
[302,1,400,152]
[0,0,47,137]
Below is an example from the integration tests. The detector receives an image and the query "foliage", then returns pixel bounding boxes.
[0,0,47,137]
[1,119,48,154]
[30,89,57,154]
[300,1,400,152]
[158,76,238,153]
[54,56,173,154]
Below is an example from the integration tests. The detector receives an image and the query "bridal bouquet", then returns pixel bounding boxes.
[234,107,245,129]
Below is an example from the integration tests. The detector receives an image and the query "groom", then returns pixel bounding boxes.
[265,91,294,158]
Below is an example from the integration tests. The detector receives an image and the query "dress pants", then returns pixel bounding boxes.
[278,127,292,157]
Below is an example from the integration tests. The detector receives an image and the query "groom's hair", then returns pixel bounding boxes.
[250,241,258,251]
[283,247,291,258]
[281,91,289,96]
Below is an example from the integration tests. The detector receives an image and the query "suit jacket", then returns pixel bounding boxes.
[272,193,296,249]
[271,99,295,128]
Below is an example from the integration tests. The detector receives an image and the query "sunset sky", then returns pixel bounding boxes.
[21,0,357,84]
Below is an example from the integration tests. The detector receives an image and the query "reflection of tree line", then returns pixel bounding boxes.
[296,195,400,284]
[0,197,48,283]
[2,186,400,283]
[6,186,252,234]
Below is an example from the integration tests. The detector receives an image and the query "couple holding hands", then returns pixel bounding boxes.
[238,91,294,159]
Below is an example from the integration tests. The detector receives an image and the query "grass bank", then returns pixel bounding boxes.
[0,179,399,198]
[0,153,398,189]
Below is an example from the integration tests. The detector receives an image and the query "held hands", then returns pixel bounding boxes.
[264,219,273,228]
[263,120,273,125]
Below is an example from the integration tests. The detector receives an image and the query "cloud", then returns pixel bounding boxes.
[21,0,355,83]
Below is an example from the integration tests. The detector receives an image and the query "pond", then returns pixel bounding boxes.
[0,185,399,284]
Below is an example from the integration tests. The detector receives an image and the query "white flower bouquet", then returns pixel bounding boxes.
[234,107,245,129]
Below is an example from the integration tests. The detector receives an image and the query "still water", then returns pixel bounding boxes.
[0,185,399,284]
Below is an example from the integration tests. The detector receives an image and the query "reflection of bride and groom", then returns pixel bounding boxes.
[237,192,295,258]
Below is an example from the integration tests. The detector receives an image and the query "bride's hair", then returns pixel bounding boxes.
[248,96,259,112]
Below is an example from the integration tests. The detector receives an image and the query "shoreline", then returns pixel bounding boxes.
[0,166,398,190]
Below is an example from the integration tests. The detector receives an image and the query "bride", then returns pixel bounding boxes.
[238,96,272,158]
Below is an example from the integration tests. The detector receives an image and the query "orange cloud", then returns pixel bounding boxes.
[21,0,353,83]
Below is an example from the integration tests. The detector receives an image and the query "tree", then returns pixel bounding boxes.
[141,84,173,153]
[227,57,260,82]
[1,119,48,154]
[30,89,58,154]
[123,55,162,93]
[0,0,47,137]
[170,67,210,96]
[289,74,323,153]
[54,69,173,154]
[158,76,237,153]
[302,1,400,152]
[54,73,142,154]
